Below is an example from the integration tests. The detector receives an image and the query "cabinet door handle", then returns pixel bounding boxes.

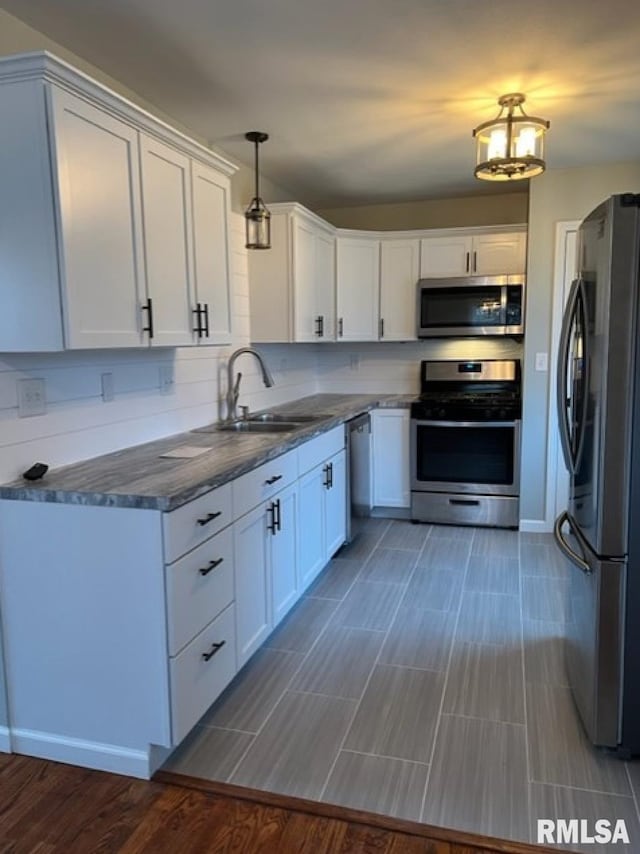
[192,303,203,337]
[379,318,384,338]
[473,250,477,273]
[199,557,224,576]
[329,461,333,488]
[203,303,210,338]
[315,315,323,337]
[197,511,222,526]
[338,317,344,337]
[202,640,226,661]
[141,297,154,339]
[465,251,470,273]
[274,498,281,532]
[322,463,330,489]
[265,474,283,486]
[267,501,277,535]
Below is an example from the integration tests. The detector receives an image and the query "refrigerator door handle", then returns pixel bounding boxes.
[556,278,581,474]
[573,280,591,475]
[554,510,592,574]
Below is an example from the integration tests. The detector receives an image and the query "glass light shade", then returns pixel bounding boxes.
[473,94,549,182]
[245,197,271,249]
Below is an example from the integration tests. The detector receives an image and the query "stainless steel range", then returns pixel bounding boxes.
[410,359,522,529]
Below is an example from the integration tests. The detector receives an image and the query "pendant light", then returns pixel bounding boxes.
[244,131,271,249]
[472,93,549,181]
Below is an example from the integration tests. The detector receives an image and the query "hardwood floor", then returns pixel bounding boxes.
[0,752,556,854]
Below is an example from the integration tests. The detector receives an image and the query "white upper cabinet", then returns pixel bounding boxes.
[336,236,380,341]
[379,239,420,341]
[50,87,147,349]
[139,134,195,347]
[191,161,233,345]
[249,204,336,343]
[420,231,526,278]
[0,52,236,352]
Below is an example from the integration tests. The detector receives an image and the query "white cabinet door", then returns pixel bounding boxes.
[298,465,326,589]
[139,135,195,347]
[324,450,347,559]
[234,504,271,667]
[270,482,299,625]
[371,409,411,508]
[472,232,526,275]
[315,230,336,341]
[336,237,380,341]
[419,235,472,278]
[379,239,420,340]
[49,87,145,348]
[191,161,233,344]
[293,218,316,343]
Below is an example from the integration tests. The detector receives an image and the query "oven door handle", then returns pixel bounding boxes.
[411,419,520,428]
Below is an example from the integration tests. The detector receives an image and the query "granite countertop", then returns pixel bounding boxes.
[0,393,416,512]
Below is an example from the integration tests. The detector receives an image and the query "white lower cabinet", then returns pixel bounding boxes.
[325,450,347,557]
[371,409,411,508]
[269,482,299,625]
[233,502,271,667]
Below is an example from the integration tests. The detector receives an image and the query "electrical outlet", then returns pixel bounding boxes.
[350,353,360,370]
[159,365,174,395]
[535,352,548,372]
[17,378,46,417]
[101,372,114,402]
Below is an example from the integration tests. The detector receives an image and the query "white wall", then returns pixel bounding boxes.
[0,215,317,485]
[520,161,640,525]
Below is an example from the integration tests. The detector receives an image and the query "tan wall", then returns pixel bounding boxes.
[0,8,292,212]
[316,191,529,230]
[521,161,640,523]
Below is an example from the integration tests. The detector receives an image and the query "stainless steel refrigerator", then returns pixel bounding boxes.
[555,192,640,757]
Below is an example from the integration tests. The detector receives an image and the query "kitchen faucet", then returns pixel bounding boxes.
[226,347,275,421]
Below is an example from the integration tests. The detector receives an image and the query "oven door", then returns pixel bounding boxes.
[410,419,521,496]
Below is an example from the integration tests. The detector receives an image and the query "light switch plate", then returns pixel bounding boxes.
[535,352,548,372]
[17,378,46,417]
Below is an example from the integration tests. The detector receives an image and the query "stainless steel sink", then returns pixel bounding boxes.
[216,421,300,433]
[248,413,331,423]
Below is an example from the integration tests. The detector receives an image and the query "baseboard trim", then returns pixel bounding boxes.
[519,519,553,533]
[371,506,411,520]
[0,726,11,753]
[11,728,152,778]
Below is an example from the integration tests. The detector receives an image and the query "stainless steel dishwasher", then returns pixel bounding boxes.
[345,412,372,543]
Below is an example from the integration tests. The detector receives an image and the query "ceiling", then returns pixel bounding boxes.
[3,0,640,208]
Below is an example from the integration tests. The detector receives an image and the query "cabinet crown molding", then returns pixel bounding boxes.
[0,51,238,177]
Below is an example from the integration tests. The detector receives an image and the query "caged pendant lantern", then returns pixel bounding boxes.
[244,131,271,249]
[472,93,549,182]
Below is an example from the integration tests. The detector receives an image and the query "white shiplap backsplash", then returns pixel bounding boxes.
[0,215,317,484]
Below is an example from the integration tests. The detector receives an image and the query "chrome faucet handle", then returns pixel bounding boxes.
[239,405,250,420]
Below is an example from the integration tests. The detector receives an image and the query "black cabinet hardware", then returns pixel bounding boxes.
[203,303,210,338]
[328,461,333,488]
[199,557,224,576]
[265,474,282,486]
[473,250,477,272]
[465,251,470,273]
[192,303,204,337]
[267,501,277,534]
[338,317,344,337]
[197,511,222,526]
[202,640,226,661]
[274,498,281,531]
[141,297,154,339]
[315,315,324,337]
[379,318,384,338]
[322,463,330,488]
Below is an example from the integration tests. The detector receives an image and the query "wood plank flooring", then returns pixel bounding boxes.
[0,751,557,853]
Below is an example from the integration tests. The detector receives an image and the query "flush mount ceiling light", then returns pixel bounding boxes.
[472,93,550,182]
[244,131,271,249]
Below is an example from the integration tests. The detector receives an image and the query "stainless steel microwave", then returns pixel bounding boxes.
[417,274,525,338]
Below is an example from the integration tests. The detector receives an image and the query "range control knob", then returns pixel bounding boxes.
[499,408,507,419]
[484,409,493,419]
[424,408,433,418]
[437,408,446,419]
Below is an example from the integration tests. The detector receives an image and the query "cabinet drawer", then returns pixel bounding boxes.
[233,448,297,519]
[170,603,236,745]
[166,525,234,656]
[297,424,345,475]
[163,482,232,564]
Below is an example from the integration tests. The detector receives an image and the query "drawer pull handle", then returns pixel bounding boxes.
[265,474,283,486]
[199,557,224,576]
[449,498,480,506]
[202,640,226,662]
[197,511,222,526]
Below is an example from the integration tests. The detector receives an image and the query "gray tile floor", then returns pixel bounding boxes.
[163,519,640,852]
